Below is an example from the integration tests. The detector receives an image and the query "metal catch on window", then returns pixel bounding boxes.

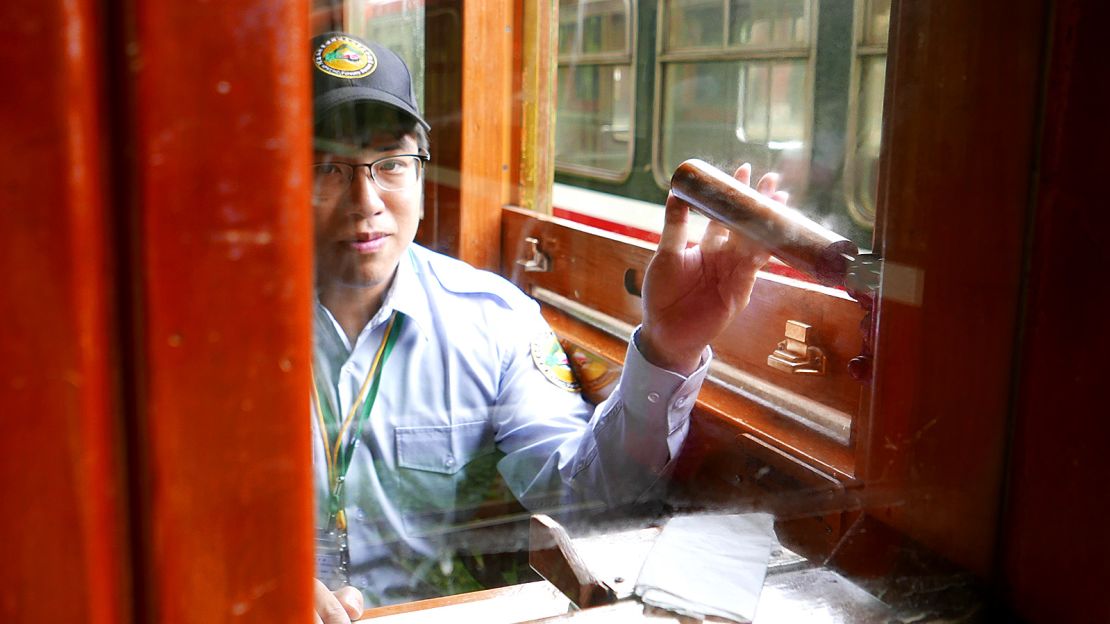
[515,237,551,273]
[767,320,826,376]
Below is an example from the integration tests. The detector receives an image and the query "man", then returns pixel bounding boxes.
[308,32,783,622]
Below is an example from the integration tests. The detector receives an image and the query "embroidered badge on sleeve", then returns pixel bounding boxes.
[530,330,581,392]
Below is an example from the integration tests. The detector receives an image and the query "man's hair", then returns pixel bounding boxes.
[314,102,430,154]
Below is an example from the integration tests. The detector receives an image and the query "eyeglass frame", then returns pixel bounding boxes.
[311,152,431,195]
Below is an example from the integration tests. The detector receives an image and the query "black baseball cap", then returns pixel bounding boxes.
[311,32,430,131]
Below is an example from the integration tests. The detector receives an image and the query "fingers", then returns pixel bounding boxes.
[314,579,353,624]
[756,171,780,196]
[701,219,730,252]
[733,162,752,186]
[657,192,691,254]
[335,586,364,620]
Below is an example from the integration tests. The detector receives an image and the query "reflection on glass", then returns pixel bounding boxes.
[865,0,891,46]
[667,0,725,50]
[556,0,634,179]
[556,65,634,175]
[663,61,806,189]
[739,64,770,143]
[560,0,628,56]
[729,0,808,46]
[849,56,886,226]
[348,0,426,108]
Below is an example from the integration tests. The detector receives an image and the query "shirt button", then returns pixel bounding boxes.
[444,454,455,469]
[675,395,689,408]
[647,392,661,403]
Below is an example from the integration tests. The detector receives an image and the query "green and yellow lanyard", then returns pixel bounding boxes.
[312,311,406,533]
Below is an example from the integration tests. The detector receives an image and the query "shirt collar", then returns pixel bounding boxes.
[380,247,432,340]
[314,248,433,352]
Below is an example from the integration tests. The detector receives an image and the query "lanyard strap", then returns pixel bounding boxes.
[312,311,406,529]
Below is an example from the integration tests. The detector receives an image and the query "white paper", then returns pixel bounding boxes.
[633,513,775,623]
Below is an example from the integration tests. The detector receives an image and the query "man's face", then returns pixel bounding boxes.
[312,131,423,293]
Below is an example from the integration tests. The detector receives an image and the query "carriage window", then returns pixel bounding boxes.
[844,0,889,228]
[554,0,636,180]
[345,0,426,108]
[655,0,813,212]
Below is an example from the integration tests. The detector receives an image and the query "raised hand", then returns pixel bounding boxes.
[314,579,364,624]
[638,163,785,375]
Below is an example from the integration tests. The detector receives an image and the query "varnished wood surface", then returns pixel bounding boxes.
[0,1,129,622]
[458,0,515,272]
[359,581,571,622]
[357,566,897,623]
[861,0,1045,577]
[125,2,316,622]
[999,1,1110,622]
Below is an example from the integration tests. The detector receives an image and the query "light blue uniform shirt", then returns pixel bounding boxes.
[312,244,709,605]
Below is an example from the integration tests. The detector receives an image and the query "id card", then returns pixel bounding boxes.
[315,527,350,590]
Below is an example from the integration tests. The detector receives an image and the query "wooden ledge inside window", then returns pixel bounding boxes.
[539,303,856,482]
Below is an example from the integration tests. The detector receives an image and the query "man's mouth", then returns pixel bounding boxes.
[350,231,390,253]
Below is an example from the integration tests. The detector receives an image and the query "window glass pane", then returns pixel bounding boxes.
[667,0,725,50]
[556,64,635,174]
[582,0,628,54]
[556,0,634,179]
[850,56,886,225]
[864,0,891,46]
[560,0,629,57]
[768,61,806,145]
[738,63,769,143]
[729,0,808,46]
[662,61,806,180]
[559,0,581,54]
[347,0,426,109]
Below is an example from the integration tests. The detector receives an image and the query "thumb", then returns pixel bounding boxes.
[334,586,364,620]
[657,192,691,255]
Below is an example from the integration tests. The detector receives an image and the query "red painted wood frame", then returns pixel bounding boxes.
[1,1,317,623]
[1,1,128,622]
[1000,1,1110,621]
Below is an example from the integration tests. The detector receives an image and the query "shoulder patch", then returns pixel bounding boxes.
[530,331,581,393]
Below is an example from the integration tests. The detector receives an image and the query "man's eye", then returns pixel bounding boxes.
[377,158,410,173]
[316,164,343,175]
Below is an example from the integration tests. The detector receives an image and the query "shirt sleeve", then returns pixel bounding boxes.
[491,306,711,514]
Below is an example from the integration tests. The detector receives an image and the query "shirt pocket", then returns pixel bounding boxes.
[394,420,501,538]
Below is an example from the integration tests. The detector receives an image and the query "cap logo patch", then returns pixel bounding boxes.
[531,331,581,393]
[314,35,376,79]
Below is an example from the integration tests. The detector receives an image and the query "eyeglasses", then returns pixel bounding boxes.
[312,153,429,195]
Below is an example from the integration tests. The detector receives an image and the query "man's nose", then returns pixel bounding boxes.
[346,166,385,215]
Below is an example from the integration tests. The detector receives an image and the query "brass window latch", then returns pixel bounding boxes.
[767,320,826,376]
[515,236,551,273]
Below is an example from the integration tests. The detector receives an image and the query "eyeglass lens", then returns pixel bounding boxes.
[312,156,422,194]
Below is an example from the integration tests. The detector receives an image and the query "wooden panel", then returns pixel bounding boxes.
[126,3,316,622]
[1000,1,1110,621]
[861,0,1045,576]
[0,1,129,622]
[459,0,516,271]
[515,0,558,214]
